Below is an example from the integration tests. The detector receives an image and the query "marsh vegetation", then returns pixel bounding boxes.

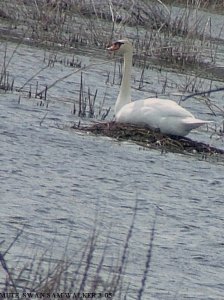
[1,0,224,297]
[0,205,157,299]
[1,0,224,151]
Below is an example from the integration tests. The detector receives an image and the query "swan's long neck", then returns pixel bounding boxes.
[115,50,132,115]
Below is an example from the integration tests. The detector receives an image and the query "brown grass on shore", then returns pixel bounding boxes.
[0,0,223,72]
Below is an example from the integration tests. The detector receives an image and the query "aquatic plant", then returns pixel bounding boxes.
[0,0,223,73]
[0,43,15,92]
[0,203,157,299]
[0,69,14,92]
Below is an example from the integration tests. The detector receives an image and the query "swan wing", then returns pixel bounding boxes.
[116,98,211,136]
[116,98,194,126]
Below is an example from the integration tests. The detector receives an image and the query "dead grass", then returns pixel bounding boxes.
[162,0,224,10]
[0,204,158,299]
[0,0,223,73]
[0,230,116,298]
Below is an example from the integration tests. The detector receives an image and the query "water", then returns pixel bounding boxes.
[0,41,224,299]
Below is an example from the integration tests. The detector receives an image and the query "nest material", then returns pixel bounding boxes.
[72,121,224,157]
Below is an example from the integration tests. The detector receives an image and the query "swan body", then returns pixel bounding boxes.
[107,39,212,136]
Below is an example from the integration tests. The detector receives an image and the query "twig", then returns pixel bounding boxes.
[37,58,116,96]
[111,199,138,295]
[137,207,158,300]
[1,28,29,74]
[0,252,19,295]
[0,229,24,296]
[155,0,170,14]
[18,65,50,92]
[3,228,23,257]
[40,112,48,126]
[181,87,224,101]
[78,228,97,294]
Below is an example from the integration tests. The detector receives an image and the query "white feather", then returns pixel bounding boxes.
[110,40,212,137]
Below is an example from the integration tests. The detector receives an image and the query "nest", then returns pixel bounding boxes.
[72,121,224,158]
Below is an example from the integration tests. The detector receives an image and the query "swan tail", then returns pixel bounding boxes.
[182,118,213,129]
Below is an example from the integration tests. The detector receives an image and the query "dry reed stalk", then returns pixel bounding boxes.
[110,199,138,296]
[137,208,158,300]
[162,0,224,10]
[181,86,224,102]
[1,210,153,299]
[0,43,17,91]
[1,0,223,74]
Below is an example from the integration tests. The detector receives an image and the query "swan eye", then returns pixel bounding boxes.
[115,41,124,47]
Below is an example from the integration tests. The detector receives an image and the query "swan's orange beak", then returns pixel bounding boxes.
[106,42,120,52]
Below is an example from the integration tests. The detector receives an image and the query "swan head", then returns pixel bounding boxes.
[107,39,133,54]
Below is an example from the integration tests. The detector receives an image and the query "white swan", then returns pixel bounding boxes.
[107,39,212,136]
